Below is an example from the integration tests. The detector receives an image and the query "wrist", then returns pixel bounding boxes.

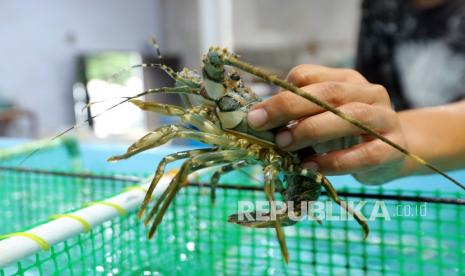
[396,112,423,177]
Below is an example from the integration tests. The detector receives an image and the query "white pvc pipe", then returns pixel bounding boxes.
[0,171,176,268]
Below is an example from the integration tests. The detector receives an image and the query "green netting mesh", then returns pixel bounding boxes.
[1,166,464,275]
[0,168,139,235]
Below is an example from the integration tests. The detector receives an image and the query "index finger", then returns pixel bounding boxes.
[247,81,390,131]
[287,64,368,87]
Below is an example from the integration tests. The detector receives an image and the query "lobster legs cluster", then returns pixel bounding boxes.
[109,99,369,263]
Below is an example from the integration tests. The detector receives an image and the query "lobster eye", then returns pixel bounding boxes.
[229,72,241,81]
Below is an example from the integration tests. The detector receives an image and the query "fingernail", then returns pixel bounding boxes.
[303,161,319,172]
[248,108,268,128]
[276,131,293,148]
[286,120,299,129]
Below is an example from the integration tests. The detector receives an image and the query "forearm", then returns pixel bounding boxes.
[399,100,465,175]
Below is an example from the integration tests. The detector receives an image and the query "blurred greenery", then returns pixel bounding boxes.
[85,52,142,85]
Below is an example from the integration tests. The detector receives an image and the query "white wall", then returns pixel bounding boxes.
[234,0,360,49]
[161,0,362,72]
[159,0,201,68]
[232,0,362,71]
[0,1,161,135]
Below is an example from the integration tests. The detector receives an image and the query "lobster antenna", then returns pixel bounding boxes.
[18,85,199,165]
[104,37,161,83]
[106,37,161,84]
[19,97,136,165]
[222,53,465,191]
[80,96,135,112]
[149,36,163,61]
[149,36,193,108]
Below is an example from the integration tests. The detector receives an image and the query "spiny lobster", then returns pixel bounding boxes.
[103,46,465,263]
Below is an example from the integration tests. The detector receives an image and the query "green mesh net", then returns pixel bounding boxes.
[0,168,464,275]
[0,141,464,275]
[0,168,139,235]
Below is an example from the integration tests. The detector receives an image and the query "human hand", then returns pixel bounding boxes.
[247,64,408,184]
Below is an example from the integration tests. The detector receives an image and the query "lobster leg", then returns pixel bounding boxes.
[129,99,223,135]
[319,175,369,239]
[108,125,186,161]
[264,163,289,263]
[209,160,250,206]
[180,111,223,135]
[138,148,218,218]
[108,125,230,162]
[146,150,249,238]
[129,100,186,116]
[143,178,174,226]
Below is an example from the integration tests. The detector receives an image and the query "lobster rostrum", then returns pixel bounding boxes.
[107,47,464,263]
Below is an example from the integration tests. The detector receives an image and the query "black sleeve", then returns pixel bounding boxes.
[355,0,410,110]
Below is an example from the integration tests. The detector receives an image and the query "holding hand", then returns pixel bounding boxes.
[247,64,408,184]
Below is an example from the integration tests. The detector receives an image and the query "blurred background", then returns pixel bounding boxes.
[0,0,360,141]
